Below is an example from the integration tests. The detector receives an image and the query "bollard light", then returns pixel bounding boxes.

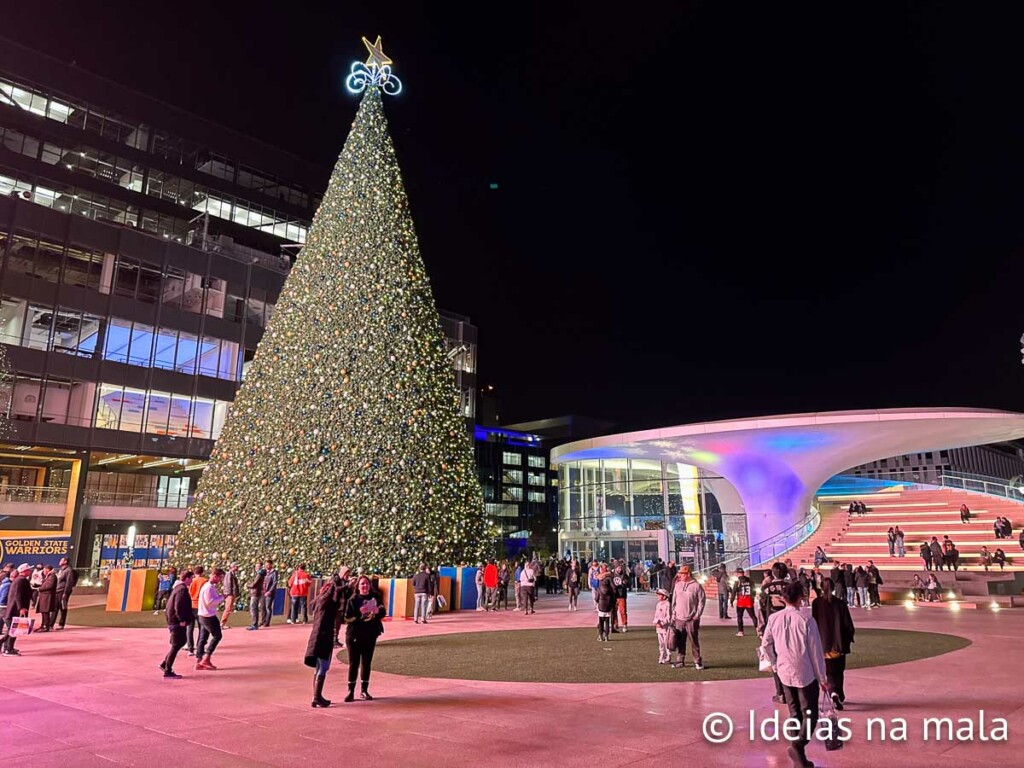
[990,601,1001,612]
[950,602,961,612]
[903,599,915,609]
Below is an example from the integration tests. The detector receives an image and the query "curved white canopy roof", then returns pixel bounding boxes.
[551,408,1024,547]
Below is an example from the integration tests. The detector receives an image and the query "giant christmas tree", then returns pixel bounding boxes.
[173,39,491,576]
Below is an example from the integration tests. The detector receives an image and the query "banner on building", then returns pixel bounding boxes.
[0,536,70,567]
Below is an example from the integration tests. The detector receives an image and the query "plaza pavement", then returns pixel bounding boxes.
[0,591,1021,767]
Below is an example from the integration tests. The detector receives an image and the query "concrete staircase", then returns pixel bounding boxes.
[775,485,1024,606]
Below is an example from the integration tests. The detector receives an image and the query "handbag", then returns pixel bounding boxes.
[820,691,844,751]
[10,616,34,636]
[666,625,678,652]
[756,646,773,673]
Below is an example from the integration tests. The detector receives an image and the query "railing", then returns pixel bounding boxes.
[828,470,1024,503]
[696,505,821,578]
[937,472,1024,503]
[0,485,69,504]
[83,489,192,509]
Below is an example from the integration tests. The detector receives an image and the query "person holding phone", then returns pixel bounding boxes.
[342,575,386,702]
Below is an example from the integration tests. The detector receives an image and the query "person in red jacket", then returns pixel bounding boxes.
[483,561,499,612]
[288,564,312,624]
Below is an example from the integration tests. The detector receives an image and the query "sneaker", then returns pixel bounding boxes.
[695,664,705,671]
[771,694,786,703]
[414,620,420,624]
[203,659,218,670]
[736,631,745,637]
[163,671,183,679]
[194,660,209,671]
[831,693,844,711]
[186,651,195,657]
[671,661,684,669]
[286,619,293,624]
[246,626,258,631]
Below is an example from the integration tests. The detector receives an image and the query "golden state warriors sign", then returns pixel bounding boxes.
[0,536,69,567]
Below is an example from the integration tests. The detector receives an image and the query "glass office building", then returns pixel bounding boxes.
[557,458,749,568]
[0,37,477,573]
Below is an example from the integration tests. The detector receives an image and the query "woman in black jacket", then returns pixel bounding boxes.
[595,566,615,641]
[304,579,346,708]
[344,575,386,702]
[811,577,855,710]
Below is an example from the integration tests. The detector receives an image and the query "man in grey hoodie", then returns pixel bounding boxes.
[670,565,706,670]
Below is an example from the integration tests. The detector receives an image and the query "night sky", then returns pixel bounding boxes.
[9,3,1024,430]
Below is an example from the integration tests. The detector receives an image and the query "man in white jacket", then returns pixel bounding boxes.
[760,579,831,768]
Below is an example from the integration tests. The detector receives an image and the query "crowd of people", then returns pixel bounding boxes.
[0,559,78,655]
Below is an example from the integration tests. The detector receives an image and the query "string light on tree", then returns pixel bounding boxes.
[173,37,492,576]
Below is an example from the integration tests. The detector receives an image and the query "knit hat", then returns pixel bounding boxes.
[656,588,669,598]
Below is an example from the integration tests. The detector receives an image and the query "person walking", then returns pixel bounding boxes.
[483,560,499,611]
[195,567,225,670]
[261,560,278,626]
[2,564,32,656]
[53,558,77,630]
[35,565,57,632]
[759,562,790,701]
[426,565,440,619]
[612,563,629,632]
[595,565,615,641]
[513,562,523,611]
[587,561,600,611]
[715,565,731,620]
[761,579,831,768]
[886,527,896,557]
[342,575,386,702]
[895,526,906,558]
[221,564,240,629]
[160,570,194,679]
[186,565,208,655]
[731,567,756,636]
[287,564,311,625]
[811,576,855,711]
[496,561,510,610]
[653,588,672,663]
[520,559,537,614]
[474,564,486,611]
[565,559,580,611]
[670,565,706,670]
[412,563,431,624]
[304,576,346,708]
[246,563,266,630]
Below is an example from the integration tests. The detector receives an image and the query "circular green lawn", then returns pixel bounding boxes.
[355,626,970,683]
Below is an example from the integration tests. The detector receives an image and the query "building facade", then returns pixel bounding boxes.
[474,426,557,555]
[847,443,1024,484]
[0,39,477,574]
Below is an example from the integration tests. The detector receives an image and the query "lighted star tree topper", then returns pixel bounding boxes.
[173,37,492,576]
